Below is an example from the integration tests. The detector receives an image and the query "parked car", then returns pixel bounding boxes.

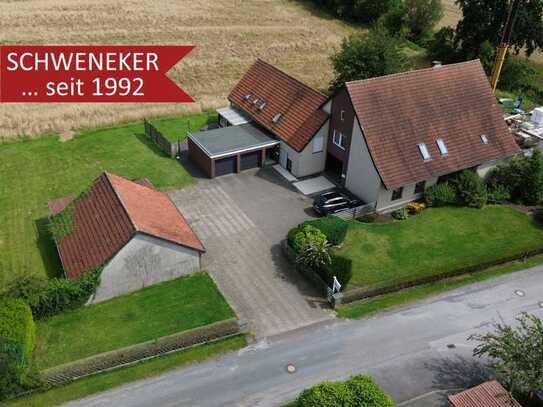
[312,191,361,216]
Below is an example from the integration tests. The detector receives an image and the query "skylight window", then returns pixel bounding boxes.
[243,93,252,101]
[272,112,283,124]
[418,143,431,161]
[480,134,489,144]
[436,138,448,155]
[258,101,267,111]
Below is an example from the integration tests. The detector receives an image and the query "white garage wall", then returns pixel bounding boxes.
[93,233,201,303]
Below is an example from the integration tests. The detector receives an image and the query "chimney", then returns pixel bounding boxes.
[432,61,442,69]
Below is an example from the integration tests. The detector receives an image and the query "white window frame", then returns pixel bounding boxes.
[436,138,448,155]
[480,134,489,144]
[418,143,431,161]
[333,130,346,150]
[340,110,345,121]
[313,133,324,153]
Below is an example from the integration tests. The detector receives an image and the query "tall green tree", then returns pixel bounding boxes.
[470,313,543,401]
[329,24,407,92]
[455,0,543,58]
[312,0,400,23]
[402,0,444,40]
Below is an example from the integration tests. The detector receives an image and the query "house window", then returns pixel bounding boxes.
[340,110,345,121]
[333,130,346,150]
[392,187,403,201]
[436,138,448,155]
[415,181,426,194]
[418,143,431,161]
[272,112,283,124]
[480,134,489,144]
[313,133,324,153]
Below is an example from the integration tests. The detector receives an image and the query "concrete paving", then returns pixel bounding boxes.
[169,168,332,338]
[65,264,543,407]
[293,176,335,196]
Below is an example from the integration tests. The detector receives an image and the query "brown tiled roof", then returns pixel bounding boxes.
[346,60,520,190]
[228,59,328,152]
[51,173,204,279]
[449,381,521,407]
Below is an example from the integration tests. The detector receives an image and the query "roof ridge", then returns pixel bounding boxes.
[346,59,482,89]
[102,172,139,234]
[255,58,327,100]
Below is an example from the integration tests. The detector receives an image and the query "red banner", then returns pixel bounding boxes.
[0,45,194,103]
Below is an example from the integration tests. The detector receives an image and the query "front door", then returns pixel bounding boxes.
[286,157,292,172]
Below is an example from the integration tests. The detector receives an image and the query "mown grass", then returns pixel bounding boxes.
[0,122,193,289]
[34,273,234,370]
[7,335,246,407]
[149,112,218,143]
[337,253,543,319]
[337,206,543,290]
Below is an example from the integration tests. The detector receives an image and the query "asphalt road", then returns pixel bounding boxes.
[67,265,543,407]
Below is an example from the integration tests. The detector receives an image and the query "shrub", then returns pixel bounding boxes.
[428,27,462,64]
[322,254,353,288]
[392,208,409,220]
[400,0,443,42]
[452,170,488,208]
[306,216,349,246]
[296,375,396,407]
[347,375,397,406]
[424,182,457,207]
[296,236,332,271]
[311,0,400,24]
[292,225,328,253]
[0,298,38,399]
[4,270,101,319]
[487,184,510,204]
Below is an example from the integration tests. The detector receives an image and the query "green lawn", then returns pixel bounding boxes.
[149,112,218,143]
[0,122,193,289]
[34,273,234,370]
[7,335,246,407]
[338,206,543,291]
[337,253,543,319]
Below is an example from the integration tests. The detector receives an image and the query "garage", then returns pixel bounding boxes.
[188,123,280,178]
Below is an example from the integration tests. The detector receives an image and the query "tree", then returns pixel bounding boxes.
[329,24,407,92]
[452,170,488,208]
[469,313,543,401]
[312,0,400,23]
[455,0,543,58]
[401,0,443,41]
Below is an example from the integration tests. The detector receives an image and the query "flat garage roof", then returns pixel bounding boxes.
[189,123,279,159]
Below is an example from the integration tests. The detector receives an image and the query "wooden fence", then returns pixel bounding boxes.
[333,202,376,220]
[144,119,181,158]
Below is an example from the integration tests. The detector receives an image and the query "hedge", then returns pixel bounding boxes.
[0,298,35,364]
[322,254,353,288]
[288,217,349,249]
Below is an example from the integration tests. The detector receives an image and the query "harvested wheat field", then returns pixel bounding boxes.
[0,0,358,141]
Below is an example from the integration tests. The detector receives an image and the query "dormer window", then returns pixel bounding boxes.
[436,138,448,156]
[480,134,489,144]
[272,112,283,124]
[418,143,431,161]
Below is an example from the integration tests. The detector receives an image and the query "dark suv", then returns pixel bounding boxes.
[312,191,361,216]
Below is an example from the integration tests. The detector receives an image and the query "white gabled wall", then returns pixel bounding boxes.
[376,178,438,213]
[93,233,201,303]
[345,119,381,204]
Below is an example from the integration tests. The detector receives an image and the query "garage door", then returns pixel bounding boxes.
[240,151,260,171]
[214,156,237,177]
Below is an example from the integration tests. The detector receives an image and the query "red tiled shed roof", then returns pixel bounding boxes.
[346,60,520,190]
[449,381,521,407]
[50,173,204,279]
[228,59,328,152]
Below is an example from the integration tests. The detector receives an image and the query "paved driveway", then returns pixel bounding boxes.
[169,167,333,338]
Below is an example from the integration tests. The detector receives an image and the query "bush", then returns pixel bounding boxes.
[424,182,457,207]
[399,0,443,42]
[296,234,332,271]
[296,375,396,407]
[4,270,101,319]
[292,225,328,253]
[392,208,409,220]
[0,298,38,399]
[322,254,353,287]
[311,0,400,24]
[428,27,462,64]
[487,184,510,204]
[452,170,488,208]
[305,216,349,246]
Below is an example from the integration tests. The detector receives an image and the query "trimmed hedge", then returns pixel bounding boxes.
[4,270,101,319]
[289,217,349,249]
[323,254,353,288]
[296,374,396,407]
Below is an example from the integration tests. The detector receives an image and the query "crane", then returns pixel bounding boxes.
[490,0,522,92]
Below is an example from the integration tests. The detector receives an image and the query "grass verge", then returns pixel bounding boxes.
[0,121,193,289]
[338,206,543,290]
[35,273,234,370]
[149,112,218,143]
[337,253,543,319]
[7,335,246,407]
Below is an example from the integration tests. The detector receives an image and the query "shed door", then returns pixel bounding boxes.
[240,151,260,171]
[215,156,236,177]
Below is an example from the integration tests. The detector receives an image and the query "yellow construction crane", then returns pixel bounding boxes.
[490,0,522,92]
